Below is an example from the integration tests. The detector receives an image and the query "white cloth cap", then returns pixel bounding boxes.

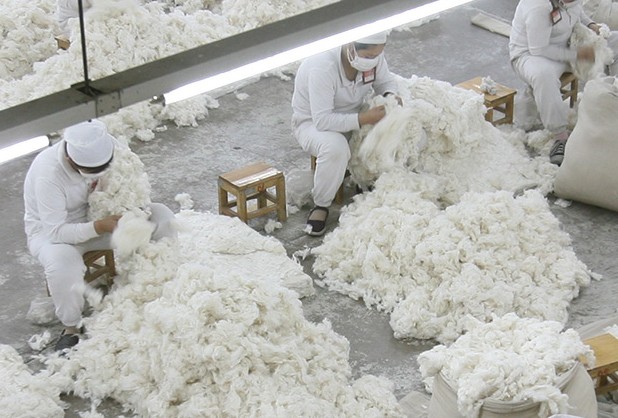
[356,32,388,45]
[64,119,114,167]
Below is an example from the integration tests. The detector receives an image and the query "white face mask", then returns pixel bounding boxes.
[347,45,380,72]
[79,169,108,180]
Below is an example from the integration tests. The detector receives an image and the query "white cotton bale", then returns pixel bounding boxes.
[555,77,618,212]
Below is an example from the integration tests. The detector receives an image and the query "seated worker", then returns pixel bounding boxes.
[23,119,176,351]
[509,0,618,166]
[291,32,401,236]
[56,0,92,38]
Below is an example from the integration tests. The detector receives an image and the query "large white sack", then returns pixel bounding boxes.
[427,364,596,418]
[554,77,618,212]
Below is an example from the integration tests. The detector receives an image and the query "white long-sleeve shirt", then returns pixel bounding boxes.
[509,0,593,62]
[23,141,99,245]
[291,47,398,132]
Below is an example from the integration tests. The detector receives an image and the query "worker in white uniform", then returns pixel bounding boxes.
[23,119,176,351]
[56,0,92,38]
[291,32,401,236]
[509,0,618,166]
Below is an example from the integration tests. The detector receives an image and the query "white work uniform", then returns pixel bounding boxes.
[56,0,91,37]
[291,47,398,207]
[24,141,175,327]
[509,0,618,133]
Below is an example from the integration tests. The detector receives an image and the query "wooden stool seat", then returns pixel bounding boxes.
[45,249,116,296]
[560,72,578,108]
[218,162,287,223]
[582,333,618,395]
[311,156,345,205]
[456,77,517,126]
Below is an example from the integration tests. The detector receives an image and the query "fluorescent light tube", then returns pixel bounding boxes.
[0,136,49,165]
[164,0,474,104]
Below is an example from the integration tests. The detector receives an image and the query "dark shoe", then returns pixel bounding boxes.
[55,330,79,352]
[549,139,566,166]
[306,206,329,236]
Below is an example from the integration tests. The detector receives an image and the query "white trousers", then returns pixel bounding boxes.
[294,123,351,207]
[512,32,618,133]
[28,203,176,327]
[56,0,91,37]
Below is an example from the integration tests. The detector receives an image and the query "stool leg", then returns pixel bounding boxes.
[218,185,229,215]
[485,107,493,124]
[237,192,248,223]
[105,250,116,276]
[276,176,287,222]
[570,79,578,108]
[505,97,514,125]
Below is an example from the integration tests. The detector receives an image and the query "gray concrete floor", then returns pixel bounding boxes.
[2,1,618,416]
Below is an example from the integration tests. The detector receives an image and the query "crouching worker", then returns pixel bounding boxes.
[23,119,176,351]
[291,31,402,236]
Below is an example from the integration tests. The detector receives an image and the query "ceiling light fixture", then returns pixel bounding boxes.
[163,0,474,104]
[0,136,49,165]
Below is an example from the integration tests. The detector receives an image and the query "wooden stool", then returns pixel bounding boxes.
[45,249,116,296]
[218,162,287,223]
[456,77,517,126]
[582,333,618,395]
[54,35,70,50]
[560,72,578,108]
[311,156,344,205]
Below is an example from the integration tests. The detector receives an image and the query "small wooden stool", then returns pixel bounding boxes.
[456,77,517,126]
[45,249,116,296]
[54,35,70,50]
[560,72,578,108]
[218,162,287,223]
[311,156,345,205]
[582,333,618,395]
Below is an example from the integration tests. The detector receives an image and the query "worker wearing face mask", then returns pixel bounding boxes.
[291,32,401,236]
[509,0,618,166]
[23,119,176,352]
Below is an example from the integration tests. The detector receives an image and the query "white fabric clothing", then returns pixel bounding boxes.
[510,0,618,133]
[291,46,398,206]
[24,141,176,327]
[56,0,92,37]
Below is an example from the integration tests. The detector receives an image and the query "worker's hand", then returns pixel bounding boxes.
[94,215,121,234]
[577,46,595,62]
[588,22,601,35]
[358,105,386,126]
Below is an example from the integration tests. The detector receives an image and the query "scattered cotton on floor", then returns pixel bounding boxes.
[417,313,595,417]
[0,345,66,417]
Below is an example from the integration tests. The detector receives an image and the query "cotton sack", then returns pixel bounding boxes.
[554,77,618,212]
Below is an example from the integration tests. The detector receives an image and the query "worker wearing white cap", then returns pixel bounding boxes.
[23,119,176,351]
[509,0,618,166]
[291,31,401,236]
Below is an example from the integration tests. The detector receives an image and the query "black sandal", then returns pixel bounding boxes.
[306,206,329,236]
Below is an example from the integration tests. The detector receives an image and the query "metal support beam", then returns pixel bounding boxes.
[0,0,429,148]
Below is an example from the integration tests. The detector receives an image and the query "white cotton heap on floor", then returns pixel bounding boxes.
[417,313,595,418]
[0,345,66,417]
[313,186,590,343]
[313,75,584,343]
[348,75,556,202]
[42,210,403,417]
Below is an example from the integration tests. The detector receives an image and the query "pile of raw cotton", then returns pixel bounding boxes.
[0,345,67,417]
[417,313,595,417]
[0,0,334,142]
[40,210,402,416]
[313,185,591,343]
[312,76,590,343]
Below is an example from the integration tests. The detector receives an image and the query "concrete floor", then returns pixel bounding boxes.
[2,0,618,416]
